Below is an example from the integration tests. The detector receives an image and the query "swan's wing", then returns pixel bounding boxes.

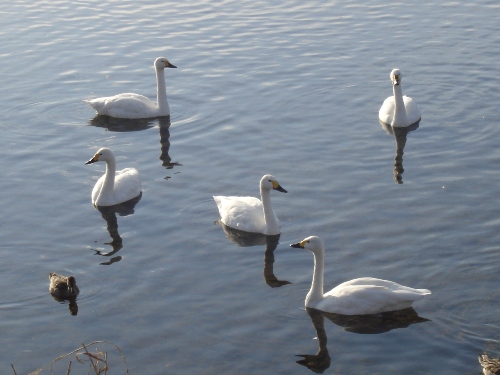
[86,93,157,118]
[403,95,421,125]
[113,168,142,204]
[320,278,430,315]
[213,196,266,234]
[379,96,395,125]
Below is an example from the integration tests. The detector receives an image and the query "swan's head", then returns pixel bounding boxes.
[390,68,402,86]
[85,147,115,165]
[290,236,324,254]
[154,57,177,69]
[260,174,287,193]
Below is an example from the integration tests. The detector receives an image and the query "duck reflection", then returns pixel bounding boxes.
[218,223,291,287]
[379,120,419,184]
[50,294,79,316]
[297,307,429,373]
[93,193,142,265]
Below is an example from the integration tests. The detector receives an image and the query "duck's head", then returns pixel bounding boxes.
[67,276,77,294]
[154,57,177,69]
[290,236,324,254]
[260,174,287,193]
[390,68,402,86]
[85,147,115,164]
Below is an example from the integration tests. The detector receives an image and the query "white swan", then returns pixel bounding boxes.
[85,148,142,207]
[290,236,431,315]
[85,57,177,119]
[379,68,421,127]
[214,175,287,235]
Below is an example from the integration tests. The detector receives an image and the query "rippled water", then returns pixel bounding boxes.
[1,0,500,373]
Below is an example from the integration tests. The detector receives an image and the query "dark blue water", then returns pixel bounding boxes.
[1,0,500,373]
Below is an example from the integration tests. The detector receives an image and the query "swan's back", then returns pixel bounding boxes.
[318,277,430,315]
[214,196,268,234]
[86,93,159,119]
[92,167,141,206]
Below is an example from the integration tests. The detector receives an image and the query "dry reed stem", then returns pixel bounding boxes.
[23,340,129,375]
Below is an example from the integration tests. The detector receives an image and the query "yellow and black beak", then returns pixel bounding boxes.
[290,240,306,249]
[165,61,177,68]
[393,74,401,86]
[85,154,99,165]
[272,181,287,193]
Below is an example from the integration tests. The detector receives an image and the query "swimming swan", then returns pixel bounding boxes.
[214,175,287,235]
[85,148,142,207]
[290,236,431,315]
[49,272,80,298]
[379,68,421,127]
[86,57,177,119]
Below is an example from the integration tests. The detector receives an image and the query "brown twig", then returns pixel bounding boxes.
[26,340,129,375]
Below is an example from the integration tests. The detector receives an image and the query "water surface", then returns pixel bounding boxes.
[1,0,500,373]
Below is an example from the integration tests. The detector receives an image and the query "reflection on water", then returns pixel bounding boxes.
[88,115,155,132]
[158,117,182,174]
[50,295,78,316]
[297,307,429,373]
[217,223,291,287]
[263,234,291,288]
[89,115,181,178]
[379,121,419,184]
[93,193,142,265]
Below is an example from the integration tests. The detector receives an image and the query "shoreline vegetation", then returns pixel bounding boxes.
[12,340,129,375]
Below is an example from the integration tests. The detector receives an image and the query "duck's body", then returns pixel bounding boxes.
[290,236,430,315]
[86,148,142,207]
[86,57,176,119]
[379,68,421,127]
[49,272,79,298]
[214,175,287,235]
[479,355,500,375]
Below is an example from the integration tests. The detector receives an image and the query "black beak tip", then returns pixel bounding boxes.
[290,243,302,248]
[169,64,177,68]
[275,186,287,193]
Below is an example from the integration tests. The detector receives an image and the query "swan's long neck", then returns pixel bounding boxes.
[306,250,325,307]
[97,156,116,204]
[260,188,280,235]
[156,68,170,116]
[392,83,409,127]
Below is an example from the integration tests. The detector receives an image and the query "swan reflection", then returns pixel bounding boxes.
[88,116,181,178]
[93,193,142,265]
[380,120,419,184]
[89,115,156,132]
[158,117,182,173]
[297,307,429,373]
[217,223,291,287]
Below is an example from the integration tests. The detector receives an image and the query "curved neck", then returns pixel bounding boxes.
[156,68,169,115]
[306,251,325,307]
[392,83,408,126]
[98,157,116,204]
[260,188,280,235]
